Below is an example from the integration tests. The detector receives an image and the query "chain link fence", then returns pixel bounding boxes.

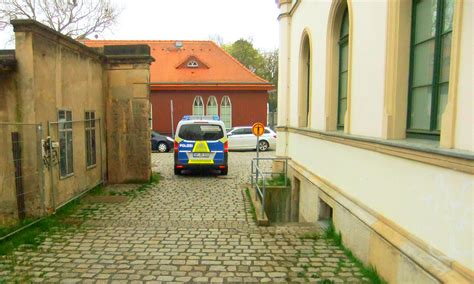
[47,116,104,210]
[0,116,104,230]
[0,123,44,226]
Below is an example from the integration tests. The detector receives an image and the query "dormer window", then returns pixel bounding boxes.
[187,60,199,68]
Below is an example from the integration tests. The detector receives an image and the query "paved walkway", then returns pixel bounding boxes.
[0,152,367,283]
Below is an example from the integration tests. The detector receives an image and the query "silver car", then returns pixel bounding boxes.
[227,126,276,151]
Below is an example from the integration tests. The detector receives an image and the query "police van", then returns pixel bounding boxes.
[174,115,228,175]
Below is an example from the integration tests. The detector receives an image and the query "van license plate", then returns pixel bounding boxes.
[193,153,210,158]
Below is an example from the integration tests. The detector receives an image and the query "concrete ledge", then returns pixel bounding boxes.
[287,159,473,283]
[11,19,105,61]
[276,126,474,174]
[242,184,269,226]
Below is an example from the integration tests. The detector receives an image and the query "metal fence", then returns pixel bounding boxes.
[267,111,277,130]
[0,116,105,229]
[0,122,44,226]
[47,117,104,210]
[250,157,289,218]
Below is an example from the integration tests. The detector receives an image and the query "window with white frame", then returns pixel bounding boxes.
[220,96,232,129]
[206,96,218,116]
[58,110,73,177]
[193,96,204,115]
[85,111,97,168]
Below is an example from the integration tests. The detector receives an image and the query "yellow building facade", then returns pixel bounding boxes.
[275,0,473,282]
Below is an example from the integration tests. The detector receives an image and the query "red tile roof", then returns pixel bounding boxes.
[81,40,273,91]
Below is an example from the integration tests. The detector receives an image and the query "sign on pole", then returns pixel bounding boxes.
[252,122,265,194]
[252,122,265,137]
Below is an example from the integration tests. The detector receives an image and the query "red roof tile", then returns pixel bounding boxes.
[81,40,272,90]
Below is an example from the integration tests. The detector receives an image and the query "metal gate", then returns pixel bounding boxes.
[0,122,44,226]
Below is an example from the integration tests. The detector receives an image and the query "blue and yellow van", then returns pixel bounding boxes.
[174,115,228,175]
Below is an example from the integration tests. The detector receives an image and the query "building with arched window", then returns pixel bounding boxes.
[83,40,273,134]
[276,0,472,282]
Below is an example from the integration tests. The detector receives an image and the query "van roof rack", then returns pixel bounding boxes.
[182,115,220,121]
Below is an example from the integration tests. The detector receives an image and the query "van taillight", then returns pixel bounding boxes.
[224,141,228,153]
[174,141,179,153]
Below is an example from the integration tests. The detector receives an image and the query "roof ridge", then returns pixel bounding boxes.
[209,41,269,84]
[81,39,216,44]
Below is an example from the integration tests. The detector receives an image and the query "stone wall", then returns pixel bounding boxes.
[0,20,153,223]
[103,46,153,183]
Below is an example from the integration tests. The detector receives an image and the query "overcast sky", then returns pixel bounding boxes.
[0,0,280,51]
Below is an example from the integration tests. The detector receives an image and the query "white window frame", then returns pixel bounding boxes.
[58,109,74,178]
[193,96,204,115]
[206,96,218,116]
[85,111,97,169]
[220,96,232,130]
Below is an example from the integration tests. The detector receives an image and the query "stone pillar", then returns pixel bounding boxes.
[276,0,292,158]
[104,45,154,183]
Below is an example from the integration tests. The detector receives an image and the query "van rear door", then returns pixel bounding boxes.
[176,123,225,165]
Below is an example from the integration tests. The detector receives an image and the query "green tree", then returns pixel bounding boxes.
[223,39,279,111]
[261,50,278,112]
[222,39,264,76]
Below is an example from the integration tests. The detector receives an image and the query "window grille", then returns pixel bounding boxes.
[221,96,232,129]
[58,110,73,177]
[85,111,97,168]
[193,96,204,115]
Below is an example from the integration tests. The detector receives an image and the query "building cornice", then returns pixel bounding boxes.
[277,0,300,20]
[0,50,16,72]
[11,19,105,62]
[276,126,474,174]
[150,82,273,92]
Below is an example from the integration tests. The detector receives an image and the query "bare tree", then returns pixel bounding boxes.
[208,34,224,46]
[0,0,121,39]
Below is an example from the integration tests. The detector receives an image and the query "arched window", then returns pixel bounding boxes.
[337,8,349,130]
[299,33,311,127]
[220,96,232,129]
[193,96,204,115]
[407,0,454,137]
[206,96,218,115]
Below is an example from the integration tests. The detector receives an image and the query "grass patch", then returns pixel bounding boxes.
[118,173,161,198]
[244,188,257,222]
[299,232,321,240]
[317,280,334,284]
[0,173,163,256]
[150,172,161,184]
[0,198,82,256]
[88,184,107,196]
[324,221,342,246]
[257,173,290,187]
[0,218,37,239]
[324,221,386,284]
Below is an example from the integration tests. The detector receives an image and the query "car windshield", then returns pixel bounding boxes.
[178,124,224,140]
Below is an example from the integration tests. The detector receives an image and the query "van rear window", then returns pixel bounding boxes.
[178,124,224,140]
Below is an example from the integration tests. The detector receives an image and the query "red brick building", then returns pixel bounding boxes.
[82,40,273,135]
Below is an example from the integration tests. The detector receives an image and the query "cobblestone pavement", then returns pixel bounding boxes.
[0,151,368,283]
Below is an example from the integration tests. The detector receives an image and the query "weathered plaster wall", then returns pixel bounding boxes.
[0,20,153,224]
[21,28,106,207]
[455,4,473,152]
[0,73,20,224]
[106,63,151,183]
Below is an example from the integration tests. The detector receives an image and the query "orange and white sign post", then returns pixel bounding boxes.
[252,122,265,185]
